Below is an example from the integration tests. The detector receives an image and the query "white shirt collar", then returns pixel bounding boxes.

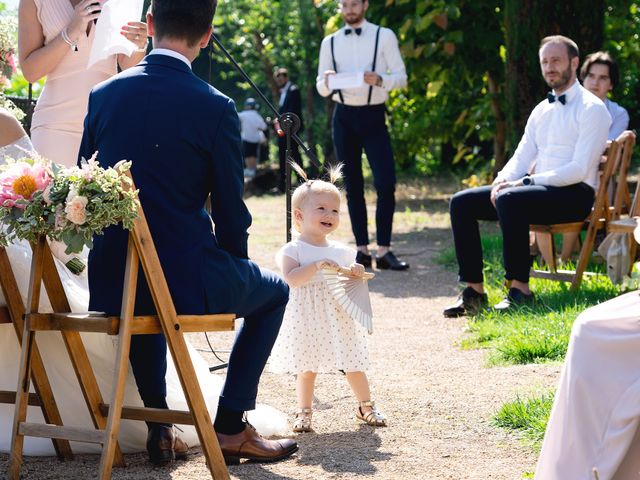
[280,81,291,93]
[552,79,580,102]
[148,48,192,69]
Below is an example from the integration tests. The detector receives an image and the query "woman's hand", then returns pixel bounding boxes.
[120,22,149,50]
[67,0,103,41]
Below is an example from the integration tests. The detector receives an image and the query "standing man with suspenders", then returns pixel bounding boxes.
[316,0,409,271]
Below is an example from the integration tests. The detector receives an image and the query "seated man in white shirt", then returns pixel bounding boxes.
[537,50,631,265]
[444,35,611,316]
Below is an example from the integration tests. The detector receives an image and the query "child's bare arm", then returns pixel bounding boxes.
[281,255,339,288]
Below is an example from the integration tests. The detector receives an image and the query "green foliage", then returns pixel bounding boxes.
[493,392,554,448]
[370,0,505,174]
[605,2,640,132]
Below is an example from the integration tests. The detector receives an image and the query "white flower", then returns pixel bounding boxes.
[42,184,52,205]
[65,195,88,225]
[66,187,78,203]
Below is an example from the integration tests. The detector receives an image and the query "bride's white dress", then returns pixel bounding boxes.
[0,137,286,455]
[535,290,640,479]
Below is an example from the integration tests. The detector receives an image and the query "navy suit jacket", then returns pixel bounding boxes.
[279,83,304,134]
[79,53,255,316]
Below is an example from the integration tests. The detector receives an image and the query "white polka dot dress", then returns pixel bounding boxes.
[269,239,370,374]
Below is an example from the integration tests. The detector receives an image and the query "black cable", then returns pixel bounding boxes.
[204,331,229,372]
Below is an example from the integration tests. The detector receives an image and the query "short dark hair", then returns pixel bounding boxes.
[580,51,620,89]
[539,35,579,60]
[274,67,289,79]
[151,0,217,47]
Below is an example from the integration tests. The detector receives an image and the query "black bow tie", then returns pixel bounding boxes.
[547,92,567,105]
[345,27,362,36]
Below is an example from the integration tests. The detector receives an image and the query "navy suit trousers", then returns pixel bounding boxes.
[129,263,288,412]
[449,182,594,283]
[332,103,396,247]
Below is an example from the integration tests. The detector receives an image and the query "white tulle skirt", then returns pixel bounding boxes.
[0,241,287,455]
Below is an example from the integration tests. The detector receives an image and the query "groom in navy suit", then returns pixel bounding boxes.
[78,0,297,466]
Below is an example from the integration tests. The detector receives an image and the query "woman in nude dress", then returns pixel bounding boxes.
[18,0,149,166]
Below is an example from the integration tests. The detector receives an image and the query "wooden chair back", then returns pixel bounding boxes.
[8,171,234,479]
[530,138,622,290]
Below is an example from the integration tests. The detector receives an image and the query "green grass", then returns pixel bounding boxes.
[493,392,555,449]
[438,230,624,455]
[439,231,620,364]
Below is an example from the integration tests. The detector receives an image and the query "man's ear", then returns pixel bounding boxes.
[571,56,579,73]
[199,26,213,49]
[146,12,155,37]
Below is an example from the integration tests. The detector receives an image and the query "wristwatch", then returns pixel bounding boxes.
[522,175,534,186]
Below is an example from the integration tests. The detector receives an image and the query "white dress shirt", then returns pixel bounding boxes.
[238,109,267,143]
[279,81,291,108]
[604,98,630,140]
[495,81,611,190]
[148,48,192,69]
[316,20,407,106]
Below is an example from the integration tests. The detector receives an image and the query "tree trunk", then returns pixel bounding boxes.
[487,70,507,173]
[504,0,605,153]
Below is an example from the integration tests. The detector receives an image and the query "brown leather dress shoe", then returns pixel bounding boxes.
[216,424,298,465]
[146,425,189,466]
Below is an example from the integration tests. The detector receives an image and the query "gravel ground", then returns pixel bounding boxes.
[0,186,560,479]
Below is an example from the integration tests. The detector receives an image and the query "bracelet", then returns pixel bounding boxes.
[61,28,78,52]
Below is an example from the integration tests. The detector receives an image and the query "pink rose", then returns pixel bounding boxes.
[64,195,88,225]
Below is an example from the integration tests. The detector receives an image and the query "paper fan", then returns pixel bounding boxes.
[322,267,375,334]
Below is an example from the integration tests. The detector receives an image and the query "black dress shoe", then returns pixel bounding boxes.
[443,287,488,317]
[146,425,189,466]
[355,250,372,268]
[376,251,409,270]
[493,287,535,312]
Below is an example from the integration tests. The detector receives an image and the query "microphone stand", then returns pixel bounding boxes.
[210,34,322,242]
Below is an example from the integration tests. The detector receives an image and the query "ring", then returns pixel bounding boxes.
[135,35,140,40]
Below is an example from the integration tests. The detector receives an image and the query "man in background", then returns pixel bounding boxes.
[316,0,409,271]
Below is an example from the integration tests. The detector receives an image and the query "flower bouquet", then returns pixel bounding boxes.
[0,154,139,274]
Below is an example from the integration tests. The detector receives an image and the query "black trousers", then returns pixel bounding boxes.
[449,183,594,283]
[332,103,396,247]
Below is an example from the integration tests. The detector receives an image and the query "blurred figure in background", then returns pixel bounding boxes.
[238,97,266,179]
[274,67,306,191]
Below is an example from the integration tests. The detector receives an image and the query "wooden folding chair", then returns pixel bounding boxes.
[530,138,623,291]
[8,171,235,480]
[0,247,74,461]
[606,134,639,272]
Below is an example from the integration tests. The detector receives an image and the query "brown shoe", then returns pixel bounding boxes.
[216,424,298,465]
[146,425,189,466]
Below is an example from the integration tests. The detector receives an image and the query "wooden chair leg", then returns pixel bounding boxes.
[571,226,599,291]
[7,321,35,480]
[0,248,73,460]
[40,243,125,468]
[98,238,138,479]
[536,232,557,271]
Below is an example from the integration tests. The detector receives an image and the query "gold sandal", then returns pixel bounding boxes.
[293,408,313,433]
[356,401,387,427]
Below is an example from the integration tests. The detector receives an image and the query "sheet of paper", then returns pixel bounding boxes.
[88,0,145,68]
[328,72,364,90]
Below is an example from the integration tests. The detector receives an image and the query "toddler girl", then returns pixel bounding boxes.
[269,164,386,432]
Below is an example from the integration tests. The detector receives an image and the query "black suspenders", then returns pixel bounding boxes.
[330,26,382,106]
[330,34,345,104]
[367,27,382,105]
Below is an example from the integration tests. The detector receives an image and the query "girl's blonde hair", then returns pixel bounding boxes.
[290,162,343,236]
